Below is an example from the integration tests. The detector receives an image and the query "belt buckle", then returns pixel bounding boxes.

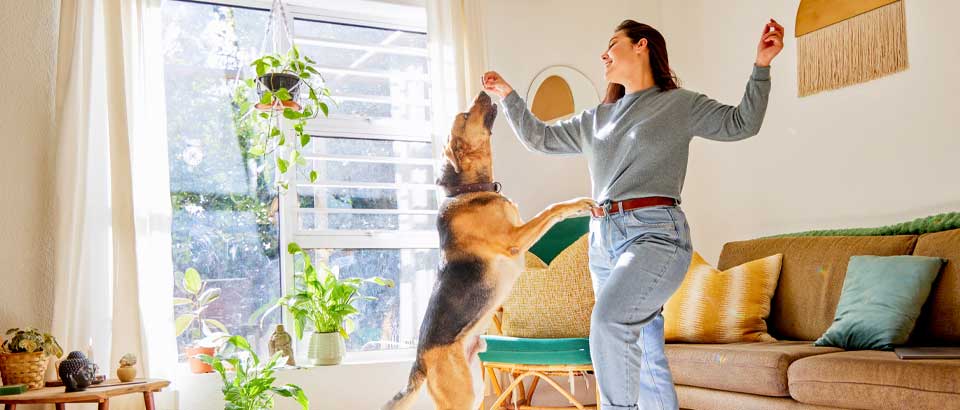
[595,200,613,218]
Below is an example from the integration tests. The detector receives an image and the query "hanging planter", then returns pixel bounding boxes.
[233,0,336,190]
[255,72,302,112]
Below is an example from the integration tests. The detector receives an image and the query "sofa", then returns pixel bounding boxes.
[669,228,960,410]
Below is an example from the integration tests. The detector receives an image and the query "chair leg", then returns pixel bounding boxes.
[514,371,526,406]
[525,376,540,405]
[490,372,533,410]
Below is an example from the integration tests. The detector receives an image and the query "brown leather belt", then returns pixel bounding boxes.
[590,196,676,218]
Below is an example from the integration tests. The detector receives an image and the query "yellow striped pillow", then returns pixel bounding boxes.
[664,251,783,343]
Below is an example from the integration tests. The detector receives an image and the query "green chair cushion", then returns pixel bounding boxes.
[529,216,590,265]
[479,335,592,365]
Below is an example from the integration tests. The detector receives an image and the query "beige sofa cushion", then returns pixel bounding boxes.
[718,235,917,341]
[912,228,960,344]
[677,384,850,410]
[788,350,960,410]
[665,341,842,397]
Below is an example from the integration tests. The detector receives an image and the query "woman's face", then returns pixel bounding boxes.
[601,30,647,84]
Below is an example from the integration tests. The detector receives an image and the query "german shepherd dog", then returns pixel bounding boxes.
[382,91,595,410]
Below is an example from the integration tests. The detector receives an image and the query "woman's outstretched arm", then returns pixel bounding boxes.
[689,19,784,142]
[484,71,585,154]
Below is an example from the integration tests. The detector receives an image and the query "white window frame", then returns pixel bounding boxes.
[169,0,439,363]
[278,2,439,361]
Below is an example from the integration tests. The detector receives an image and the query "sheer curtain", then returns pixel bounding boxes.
[426,0,488,136]
[52,0,177,401]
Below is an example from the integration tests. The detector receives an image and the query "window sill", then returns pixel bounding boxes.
[177,347,417,377]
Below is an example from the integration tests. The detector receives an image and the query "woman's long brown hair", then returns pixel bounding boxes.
[603,20,680,104]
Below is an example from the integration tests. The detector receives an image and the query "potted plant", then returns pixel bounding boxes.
[268,243,394,365]
[0,328,64,389]
[236,45,336,191]
[174,267,230,373]
[198,335,308,410]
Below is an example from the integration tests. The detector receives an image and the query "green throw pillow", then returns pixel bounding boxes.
[815,255,945,351]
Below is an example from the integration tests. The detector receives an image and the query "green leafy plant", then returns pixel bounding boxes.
[198,335,308,410]
[174,268,230,346]
[236,45,336,190]
[2,328,63,358]
[268,243,394,339]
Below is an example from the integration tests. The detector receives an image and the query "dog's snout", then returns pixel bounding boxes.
[475,91,491,106]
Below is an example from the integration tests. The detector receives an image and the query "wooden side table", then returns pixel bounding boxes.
[0,379,169,410]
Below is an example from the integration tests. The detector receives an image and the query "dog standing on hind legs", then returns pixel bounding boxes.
[382,91,595,410]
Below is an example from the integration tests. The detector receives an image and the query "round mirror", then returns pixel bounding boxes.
[526,66,600,124]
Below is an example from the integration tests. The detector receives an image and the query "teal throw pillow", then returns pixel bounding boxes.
[815,255,945,350]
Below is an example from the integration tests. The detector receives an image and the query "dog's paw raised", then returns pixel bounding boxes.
[562,197,596,217]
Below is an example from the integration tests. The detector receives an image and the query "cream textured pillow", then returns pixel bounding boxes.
[499,234,595,338]
[664,251,783,343]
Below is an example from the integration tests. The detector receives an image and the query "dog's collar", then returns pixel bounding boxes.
[443,182,502,197]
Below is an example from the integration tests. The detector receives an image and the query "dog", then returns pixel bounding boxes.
[382,91,595,410]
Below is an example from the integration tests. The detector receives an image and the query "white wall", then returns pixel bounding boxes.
[0,0,59,332]
[486,0,663,220]
[658,0,960,264]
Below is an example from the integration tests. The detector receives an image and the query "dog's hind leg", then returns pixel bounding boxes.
[423,344,477,410]
[506,197,595,255]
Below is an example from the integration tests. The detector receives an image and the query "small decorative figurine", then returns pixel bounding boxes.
[58,351,97,392]
[268,324,295,366]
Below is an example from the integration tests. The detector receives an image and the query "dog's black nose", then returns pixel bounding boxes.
[475,91,491,105]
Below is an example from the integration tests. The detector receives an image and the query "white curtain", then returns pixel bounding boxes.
[426,0,488,139]
[52,0,177,399]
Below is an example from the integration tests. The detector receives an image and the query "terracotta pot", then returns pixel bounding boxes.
[117,366,137,382]
[185,346,215,373]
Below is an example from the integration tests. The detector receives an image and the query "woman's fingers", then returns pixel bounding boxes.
[771,19,785,33]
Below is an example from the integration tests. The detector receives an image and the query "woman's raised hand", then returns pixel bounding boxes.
[482,71,514,98]
[756,19,785,67]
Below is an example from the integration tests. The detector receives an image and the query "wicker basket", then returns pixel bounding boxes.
[0,351,49,389]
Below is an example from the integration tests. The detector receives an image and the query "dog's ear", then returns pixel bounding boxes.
[443,142,461,173]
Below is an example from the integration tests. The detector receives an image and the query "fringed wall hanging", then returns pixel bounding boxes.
[796,0,909,97]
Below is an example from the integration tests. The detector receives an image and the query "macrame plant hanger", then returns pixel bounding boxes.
[238,0,302,112]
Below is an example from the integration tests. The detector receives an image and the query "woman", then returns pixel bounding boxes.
[482,19,784,410]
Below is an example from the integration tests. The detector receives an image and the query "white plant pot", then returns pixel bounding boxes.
[308,332,345,365]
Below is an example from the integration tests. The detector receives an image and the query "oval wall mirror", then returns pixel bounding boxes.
[526,66,599,124]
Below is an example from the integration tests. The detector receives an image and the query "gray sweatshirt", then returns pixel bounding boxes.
[500,65,771,204]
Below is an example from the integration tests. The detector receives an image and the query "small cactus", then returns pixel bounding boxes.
[119,353,137,367]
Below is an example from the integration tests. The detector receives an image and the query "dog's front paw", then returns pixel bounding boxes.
[561,197,597,217]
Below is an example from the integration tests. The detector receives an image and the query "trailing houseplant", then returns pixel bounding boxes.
[267,243,394,365]
[0,328,64,389]
[198,335,308,410]
[236,44,336,191]
[174,267,230,373]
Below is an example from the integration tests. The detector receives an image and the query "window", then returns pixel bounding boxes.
[284,17,438,353]
[162,0,437,357]
[163,1,280,357]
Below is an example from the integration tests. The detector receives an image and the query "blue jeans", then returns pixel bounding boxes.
[587,204,693,410]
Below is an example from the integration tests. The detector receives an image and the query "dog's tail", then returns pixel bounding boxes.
[381,360,427,410]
